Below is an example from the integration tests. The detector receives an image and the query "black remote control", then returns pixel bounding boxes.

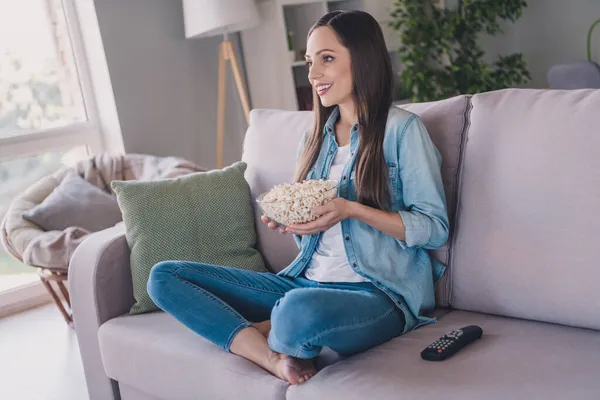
[421,325,483,361]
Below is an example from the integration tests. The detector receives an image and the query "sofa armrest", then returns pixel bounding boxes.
[70,223,134,400]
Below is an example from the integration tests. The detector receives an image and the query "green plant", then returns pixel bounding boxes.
[390,0,531,102]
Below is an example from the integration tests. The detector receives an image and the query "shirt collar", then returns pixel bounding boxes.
[323,106,339,136]
[323,106,359,136]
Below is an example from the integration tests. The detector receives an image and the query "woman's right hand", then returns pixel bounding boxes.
[261,215,288,234]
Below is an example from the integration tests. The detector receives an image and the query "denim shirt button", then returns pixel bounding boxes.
[352,263,357,268]
[345,236,350,241]
[343,176,347,180]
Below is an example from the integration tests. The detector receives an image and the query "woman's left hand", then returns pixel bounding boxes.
[286,198,353,235]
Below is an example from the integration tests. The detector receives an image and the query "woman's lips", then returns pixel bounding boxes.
[316,83,332,96]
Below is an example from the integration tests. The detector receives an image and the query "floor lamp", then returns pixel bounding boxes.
[182,0,259,168]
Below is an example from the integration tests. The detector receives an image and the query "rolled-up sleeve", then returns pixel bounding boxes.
[397,115,449,249]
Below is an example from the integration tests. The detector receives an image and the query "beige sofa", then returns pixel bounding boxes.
[71,88,600,400]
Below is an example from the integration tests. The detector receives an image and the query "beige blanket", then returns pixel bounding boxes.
[1,153,206,271]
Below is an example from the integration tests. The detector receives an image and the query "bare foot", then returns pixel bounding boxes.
[269,352,317,385]
[253,320,271,338]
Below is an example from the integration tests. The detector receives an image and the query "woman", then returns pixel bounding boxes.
[147,10,449,385]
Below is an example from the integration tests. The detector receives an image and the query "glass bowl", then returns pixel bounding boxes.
[256,180,339,227]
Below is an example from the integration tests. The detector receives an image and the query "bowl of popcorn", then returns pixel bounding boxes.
[256,179,339,226]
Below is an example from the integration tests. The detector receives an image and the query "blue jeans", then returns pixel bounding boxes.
[147,261,406,359]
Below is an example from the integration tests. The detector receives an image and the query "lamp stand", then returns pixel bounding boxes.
[217,39,251,169]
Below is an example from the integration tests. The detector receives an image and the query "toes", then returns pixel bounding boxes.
[295,373,313,385]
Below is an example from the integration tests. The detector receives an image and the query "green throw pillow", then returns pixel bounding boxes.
[111,161,266,314]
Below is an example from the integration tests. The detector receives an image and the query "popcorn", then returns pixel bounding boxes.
[258,179,338,226]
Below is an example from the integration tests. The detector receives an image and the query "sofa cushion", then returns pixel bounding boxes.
[450,88,600,330]
[243,109,313,272]
[98,312,289,400]
[398,95,470,305]
[111,161,267,314]
[288,310,600,400]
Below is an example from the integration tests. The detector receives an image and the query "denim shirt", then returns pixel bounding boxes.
[277,105,450,334]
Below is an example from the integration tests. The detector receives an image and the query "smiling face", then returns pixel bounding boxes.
[305,26,354,108]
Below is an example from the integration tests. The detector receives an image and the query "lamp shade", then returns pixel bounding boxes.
[182,0,260,39]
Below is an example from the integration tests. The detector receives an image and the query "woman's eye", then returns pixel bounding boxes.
[323,55,334,63]
[306,60,313,67]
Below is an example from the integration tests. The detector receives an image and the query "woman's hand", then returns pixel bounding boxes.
[261,215,288,234]
[286,198,353,236]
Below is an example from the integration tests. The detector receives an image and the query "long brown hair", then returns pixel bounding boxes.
[293,10,394,210]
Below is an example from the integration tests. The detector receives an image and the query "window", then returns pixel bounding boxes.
[0,0,104,307]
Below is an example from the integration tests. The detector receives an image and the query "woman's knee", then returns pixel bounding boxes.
[146,260,183,305]
[269,289,323,350]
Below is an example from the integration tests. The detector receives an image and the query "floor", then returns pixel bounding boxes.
[0,303,89,400]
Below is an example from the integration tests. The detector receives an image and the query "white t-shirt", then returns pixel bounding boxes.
[304,144,369,283]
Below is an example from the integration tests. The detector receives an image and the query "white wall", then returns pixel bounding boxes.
[92,0,248,168]
[479,0,600,88]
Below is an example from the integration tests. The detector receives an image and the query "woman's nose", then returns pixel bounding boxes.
[308,66,323,81]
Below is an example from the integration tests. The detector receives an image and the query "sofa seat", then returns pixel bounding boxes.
[98,312,289,400]
[288,310,600,400]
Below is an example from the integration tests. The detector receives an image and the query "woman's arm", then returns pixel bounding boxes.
[394,115,449,249]
[286,198,407,241]
[348,201,406,241]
